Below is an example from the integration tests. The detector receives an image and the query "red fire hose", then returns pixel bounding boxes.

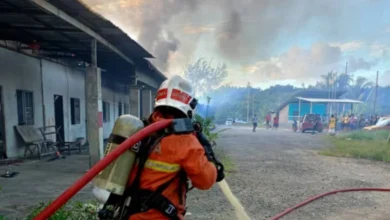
[33,119,173,220]
[270,187,390,220]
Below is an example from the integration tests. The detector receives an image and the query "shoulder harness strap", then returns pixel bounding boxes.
[126,134,188,220]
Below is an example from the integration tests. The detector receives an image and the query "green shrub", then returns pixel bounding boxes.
[26,201,99,220]
[194,114,235,172]
[194,114,223,143]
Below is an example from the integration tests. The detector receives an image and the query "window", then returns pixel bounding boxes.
[17,90,34,125]
[70,98,81,125]
[103,101,110,122]
[118,102,122,116]
[124,103,130,114]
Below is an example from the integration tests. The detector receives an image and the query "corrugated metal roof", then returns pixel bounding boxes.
[296,97,363,104]
[0,0,166,82]
[275,89,348,111]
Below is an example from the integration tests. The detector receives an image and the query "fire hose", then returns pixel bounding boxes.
[270,187,390,220]
[33,119,173,220]
[33,118,390,220]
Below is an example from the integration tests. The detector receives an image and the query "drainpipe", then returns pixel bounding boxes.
[40,59,46,128]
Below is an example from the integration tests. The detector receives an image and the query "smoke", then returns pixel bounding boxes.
[82,0,384,82]
[82,0,200,72]
[217,10,243,60]
[214,0,342,62]
[152,31,181,71]
[381,70,390,86]
[238,42,342,85]
[347,57,378,73]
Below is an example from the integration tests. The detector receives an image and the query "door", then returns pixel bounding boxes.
[0,86,6,158]
[54,95,65,142]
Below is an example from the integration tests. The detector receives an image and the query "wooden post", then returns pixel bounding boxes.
[387,131,390,144]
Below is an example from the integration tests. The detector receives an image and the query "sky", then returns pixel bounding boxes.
[81,0,390,88]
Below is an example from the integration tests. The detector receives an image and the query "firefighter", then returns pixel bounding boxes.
[120,75,220,220]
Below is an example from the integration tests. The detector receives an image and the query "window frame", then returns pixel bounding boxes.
[70,97,81,125]
[16,90,34,125]
[102,101,110,123]
[118,102,122,116]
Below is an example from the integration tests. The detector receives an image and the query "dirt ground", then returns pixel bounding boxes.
[1,126,390,220]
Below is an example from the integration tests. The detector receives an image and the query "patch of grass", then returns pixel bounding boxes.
[26,201,99,220]
[320,130,390,162]
[340,130,389,141]
[214,147,236,173]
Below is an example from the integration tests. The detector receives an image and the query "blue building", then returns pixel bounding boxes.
[276,90,362,124]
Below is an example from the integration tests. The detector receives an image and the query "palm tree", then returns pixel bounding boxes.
[336,73,353,90]
[319,72,335,89]
[348,76,373,101]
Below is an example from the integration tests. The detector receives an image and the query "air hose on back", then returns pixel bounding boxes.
[33,119,173,220]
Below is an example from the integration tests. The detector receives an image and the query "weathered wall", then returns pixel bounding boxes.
[141,89,152,118]
[0,48,43,158]
[101,87,130,139]
[0,47,138,158]
[41,59,86,142]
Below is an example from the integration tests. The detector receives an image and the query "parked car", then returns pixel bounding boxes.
[363,117,390,131]
[235,119,247,124]
[300,114,324,133]
[225,118,233,126]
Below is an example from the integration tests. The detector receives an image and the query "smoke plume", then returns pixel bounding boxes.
[82,0,200,72]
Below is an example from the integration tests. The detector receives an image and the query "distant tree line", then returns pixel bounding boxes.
[184,59,390,123]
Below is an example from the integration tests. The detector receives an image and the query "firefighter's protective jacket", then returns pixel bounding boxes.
[127,111,218,220]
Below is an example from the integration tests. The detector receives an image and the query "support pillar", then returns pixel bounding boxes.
[141,89,152,118]
[130,87,140,118]
[86,66,104,166]
[310,102,313,114]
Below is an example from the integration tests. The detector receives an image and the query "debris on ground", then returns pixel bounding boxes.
[1,171,19,178]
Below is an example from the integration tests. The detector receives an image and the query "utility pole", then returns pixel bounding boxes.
[373,71,379,114]
[205,96,211,119]
[333,72,337,114]
[252,93,255,116]
[246,82,250,122]
[345,62,348,76]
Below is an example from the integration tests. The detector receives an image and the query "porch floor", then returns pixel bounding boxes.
[0,153,93,219]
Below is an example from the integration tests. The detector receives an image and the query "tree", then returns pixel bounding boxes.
[348,76,373,101]
[336,73,353,90]
[183,58,228,96]
[319,72,335,89]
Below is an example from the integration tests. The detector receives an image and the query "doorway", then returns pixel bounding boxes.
[54,95,65,142]
[0,86,6,159]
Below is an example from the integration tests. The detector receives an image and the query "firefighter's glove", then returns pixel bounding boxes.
[215,160,225,182]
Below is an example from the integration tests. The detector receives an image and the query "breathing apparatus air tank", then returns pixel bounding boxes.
[92,114,144,203]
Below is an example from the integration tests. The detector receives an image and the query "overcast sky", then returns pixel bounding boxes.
[82,0,390,88]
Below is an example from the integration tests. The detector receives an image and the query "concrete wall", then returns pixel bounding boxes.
[101,87,130,139]
[0,48,43,158]
[279,105,289,124]
[0,47,132,158]
[141,89,152,118]
[41,59,86,142]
